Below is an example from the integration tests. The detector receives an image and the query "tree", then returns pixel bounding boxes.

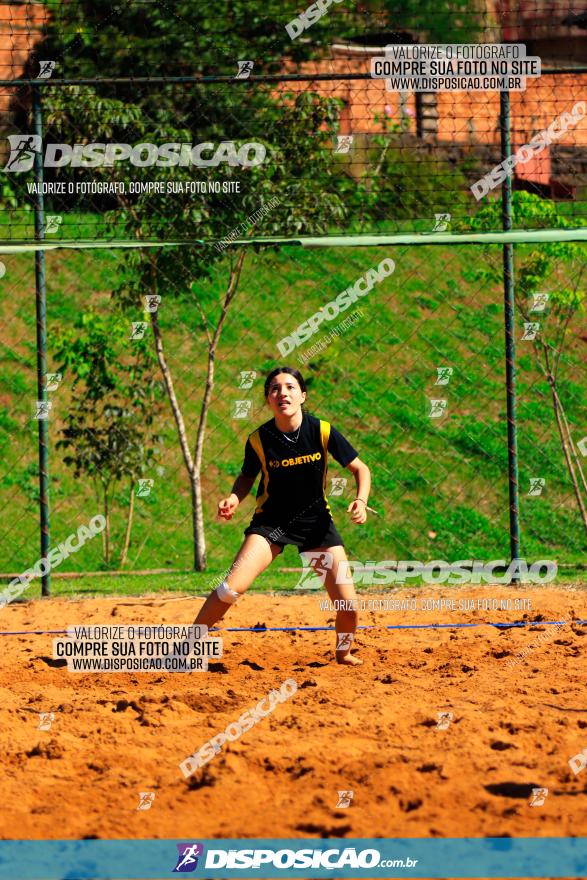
[38,0,350,144]
[54,312,164,566]
[378,0,485,43]
[40,0,484,90]
[468,191,587,537]
[42,84,347,569]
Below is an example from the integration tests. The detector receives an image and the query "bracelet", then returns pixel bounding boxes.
[355,498,368,505]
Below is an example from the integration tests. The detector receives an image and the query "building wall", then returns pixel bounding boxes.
[279,53,587,149]
[0,1,47,125]
[498,0,587,50]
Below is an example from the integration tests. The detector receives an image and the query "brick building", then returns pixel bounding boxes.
[278,2,587,193]
[0,1,46,132]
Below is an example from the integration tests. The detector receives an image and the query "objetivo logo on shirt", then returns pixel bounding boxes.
[269,452,322,468]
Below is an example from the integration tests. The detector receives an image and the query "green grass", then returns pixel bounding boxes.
[4,568,586,603]
[0,215,586,597]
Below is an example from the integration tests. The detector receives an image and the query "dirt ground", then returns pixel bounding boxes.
[1,584,586,846]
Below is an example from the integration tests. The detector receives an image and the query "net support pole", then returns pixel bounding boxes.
[499,89,521,581]
[32,84,50,597]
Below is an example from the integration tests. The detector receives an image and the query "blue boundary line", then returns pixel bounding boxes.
[1,620,586,636]
[220,619,587,631]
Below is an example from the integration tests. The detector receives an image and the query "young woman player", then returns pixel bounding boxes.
[194,367,371,666]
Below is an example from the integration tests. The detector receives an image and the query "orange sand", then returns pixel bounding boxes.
[1,585,586,844]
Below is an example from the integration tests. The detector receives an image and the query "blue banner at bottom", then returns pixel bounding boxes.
[0,838,585,879]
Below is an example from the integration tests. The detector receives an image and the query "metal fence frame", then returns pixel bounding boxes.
[1,66,584,593]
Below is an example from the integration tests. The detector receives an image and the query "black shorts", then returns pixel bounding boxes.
[244,514,344,554]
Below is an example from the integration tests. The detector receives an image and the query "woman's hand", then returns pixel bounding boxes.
[217,494,239,521]
[347,498,367,524]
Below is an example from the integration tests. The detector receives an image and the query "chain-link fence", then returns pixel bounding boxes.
[0,0,585,592]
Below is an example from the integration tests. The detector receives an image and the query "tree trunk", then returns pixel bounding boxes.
[146,263,203,568]
[557,394,587,500]
[145,250,246,572]
[149,309,194,478]
[103,484,111,565]
[191,471,206,570]
[549,376,587,536]
[95,477,107,562]
[190,249,247,571]
[120,478,135,567]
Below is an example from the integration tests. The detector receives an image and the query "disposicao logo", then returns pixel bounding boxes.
[173,843,204,873]
[276,257,395,356]
[3,135,267,172]
[198,846,384,870]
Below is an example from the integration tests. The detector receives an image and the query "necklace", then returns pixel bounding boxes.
[281,424,302,443]
[281,418,304,443]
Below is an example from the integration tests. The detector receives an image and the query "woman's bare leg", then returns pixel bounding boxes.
[307,544,363,666]
[194,533,282,629]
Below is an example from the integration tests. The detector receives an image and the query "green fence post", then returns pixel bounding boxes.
[499,88,521,581]
[32,83,50,597]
